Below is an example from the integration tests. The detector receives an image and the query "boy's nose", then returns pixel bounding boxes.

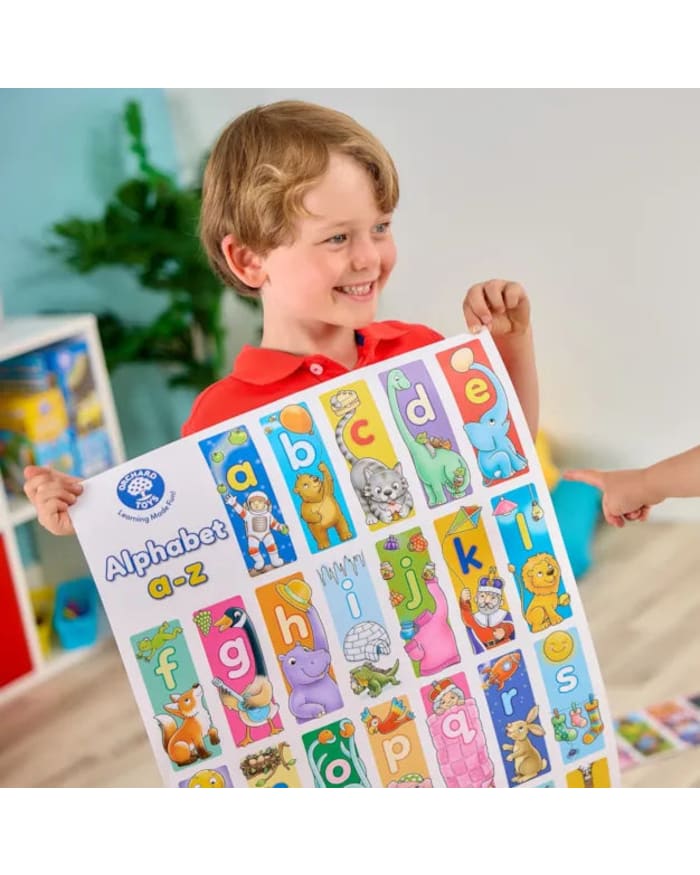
[350,238,380,272]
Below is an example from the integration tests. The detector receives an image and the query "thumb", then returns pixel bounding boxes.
[563,468,604,489]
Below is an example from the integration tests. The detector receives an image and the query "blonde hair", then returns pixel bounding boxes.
[200,100,400,295]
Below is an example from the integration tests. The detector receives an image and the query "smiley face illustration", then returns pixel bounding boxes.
[542,630,574,663]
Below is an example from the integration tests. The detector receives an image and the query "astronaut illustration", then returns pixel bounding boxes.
[224,490,289,573]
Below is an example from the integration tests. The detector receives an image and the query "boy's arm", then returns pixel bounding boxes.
[494,326,539,440]
[566,444,700,527]
[644,445,700,500]
[463,280,539,438]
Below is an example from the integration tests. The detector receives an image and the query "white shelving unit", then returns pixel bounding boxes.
[0,314,125,702]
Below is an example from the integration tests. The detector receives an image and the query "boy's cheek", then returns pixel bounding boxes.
[382,244,398,276]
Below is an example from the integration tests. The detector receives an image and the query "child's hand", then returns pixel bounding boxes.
[463,279,531,338]
[564,467,656,528]
[23,465,83,536]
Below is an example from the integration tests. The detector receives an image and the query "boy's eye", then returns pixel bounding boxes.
[325,233,347,244]
[373,221,391,233]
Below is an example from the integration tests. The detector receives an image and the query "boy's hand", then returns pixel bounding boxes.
[463,279,531,337]
[23,465,82,536]
[462,279,539,439]
[564,468,656,528]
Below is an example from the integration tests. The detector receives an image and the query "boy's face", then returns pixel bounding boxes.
[256,152,397,337]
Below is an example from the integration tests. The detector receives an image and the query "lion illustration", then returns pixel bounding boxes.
[294,461,353,550]
[510,553,570,632]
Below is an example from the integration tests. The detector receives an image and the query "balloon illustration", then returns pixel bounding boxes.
[450,346,475,373]
[279,404,313,434]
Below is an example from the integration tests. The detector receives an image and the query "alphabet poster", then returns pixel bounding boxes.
[70,332,620,788]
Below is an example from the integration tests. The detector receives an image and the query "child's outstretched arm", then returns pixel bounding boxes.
[23,465,82,536]
[463,280,539,438]
[565,444,700,527]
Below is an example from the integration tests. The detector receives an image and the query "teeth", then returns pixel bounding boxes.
[338,282,374,295]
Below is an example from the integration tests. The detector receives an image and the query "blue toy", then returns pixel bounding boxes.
[54,577,99,650]
[551,478,602,579]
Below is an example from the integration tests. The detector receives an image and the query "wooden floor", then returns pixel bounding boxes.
[1,521,698,788]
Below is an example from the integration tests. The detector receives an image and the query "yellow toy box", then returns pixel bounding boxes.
[0,386,70,442]
[0,338,113,481]
[0,387,76,493]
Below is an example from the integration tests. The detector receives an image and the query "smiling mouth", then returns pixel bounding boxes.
[302,665,327,680]
[334,280,376,298]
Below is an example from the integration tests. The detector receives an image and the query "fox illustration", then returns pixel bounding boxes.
[154,683,220,766]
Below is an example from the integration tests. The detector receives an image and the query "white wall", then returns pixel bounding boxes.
[166,89,700,521]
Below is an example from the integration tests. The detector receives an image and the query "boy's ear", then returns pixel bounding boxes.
[221,234,266,288]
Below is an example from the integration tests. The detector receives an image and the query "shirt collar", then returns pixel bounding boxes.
[232,321,412,386]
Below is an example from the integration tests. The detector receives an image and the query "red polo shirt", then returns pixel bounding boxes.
[181,320,443,436]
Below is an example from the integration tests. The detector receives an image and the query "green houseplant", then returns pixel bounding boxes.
[48,100,259,391]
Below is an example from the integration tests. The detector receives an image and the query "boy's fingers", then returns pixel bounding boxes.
[24,472,82,502]
[564,468,604,489]
[24,465,50,479]
[45,498,69,514]
[464,306,485,333]
[483,280,507,313]
[605,509,625,528]
[463,291,492,332]
[608,514,625,529]
[624,506,650,522]
[35,482,79,503]
[39,503,68,531]
[35,478,82,496]
[503,281,525,309]
[601,496,623,528]
[24,464,81,482]
[464,286,491,317]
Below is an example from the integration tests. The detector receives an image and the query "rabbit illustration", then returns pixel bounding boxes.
[502,704,548,784]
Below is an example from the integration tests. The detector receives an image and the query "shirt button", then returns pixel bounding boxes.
[309,363,324,376]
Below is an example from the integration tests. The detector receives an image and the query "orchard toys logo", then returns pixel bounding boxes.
[116,468,174,523]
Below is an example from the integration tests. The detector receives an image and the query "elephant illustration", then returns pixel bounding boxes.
[463,362,527,484]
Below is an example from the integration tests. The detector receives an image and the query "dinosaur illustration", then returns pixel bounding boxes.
[278,602,343,723]
[350,659,401,697]
[462,361,527,484]
[385,368,470,506]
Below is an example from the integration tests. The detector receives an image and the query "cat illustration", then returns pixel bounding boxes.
[359,462,414,524]
[331,390,414,525]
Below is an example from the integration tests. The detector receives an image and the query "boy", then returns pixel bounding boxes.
[566,444,700,527]
[23,99,539,537]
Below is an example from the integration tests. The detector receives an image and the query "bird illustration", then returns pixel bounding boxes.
[212,607,281,746]
[214,607,267,669]
[361,697,415,735]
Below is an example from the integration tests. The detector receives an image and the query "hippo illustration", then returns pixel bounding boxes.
[278,603,343,722]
